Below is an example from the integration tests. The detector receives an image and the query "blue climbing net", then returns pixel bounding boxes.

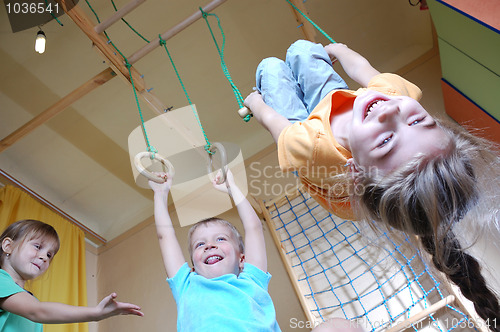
[266,188,477,331]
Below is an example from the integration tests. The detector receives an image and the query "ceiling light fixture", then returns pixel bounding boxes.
[35,30,46,54]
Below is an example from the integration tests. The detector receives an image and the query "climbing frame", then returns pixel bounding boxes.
[261,187,486,331]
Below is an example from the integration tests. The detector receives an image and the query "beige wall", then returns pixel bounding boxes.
[85,244,98,332]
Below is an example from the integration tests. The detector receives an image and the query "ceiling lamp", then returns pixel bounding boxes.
[34,30,46,54]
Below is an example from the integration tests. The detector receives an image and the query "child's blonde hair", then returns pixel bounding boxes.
[0,219,60,267]
[187,217,244,260]
[353,119,500,325]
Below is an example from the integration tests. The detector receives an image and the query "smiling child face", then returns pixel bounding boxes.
[3,235,58,285]
[348,90,450,174]
[190,223,244,279]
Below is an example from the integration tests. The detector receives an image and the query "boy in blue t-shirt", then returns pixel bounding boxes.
[149,169,281,331]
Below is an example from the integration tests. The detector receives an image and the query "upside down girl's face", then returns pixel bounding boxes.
[348,91,450,174]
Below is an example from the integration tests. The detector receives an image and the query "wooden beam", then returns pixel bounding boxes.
[57,0,147,91]
[127,0,227,65]
[0,169,107,246]
[384,295,456,332]
[94,0,146,34]
[0,68,116,154]
[287,0,317,42]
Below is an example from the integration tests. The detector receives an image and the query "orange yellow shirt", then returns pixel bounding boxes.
[277,73,422,220]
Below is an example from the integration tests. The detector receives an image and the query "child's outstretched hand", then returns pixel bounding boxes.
[96,293,144,319]
[212,168,235,194]
[148,172,172,194]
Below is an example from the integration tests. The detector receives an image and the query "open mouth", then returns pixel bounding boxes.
[205,255,223,265]
[365,99,385,119]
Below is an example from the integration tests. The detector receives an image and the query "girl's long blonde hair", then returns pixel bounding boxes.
[353,119,500,327]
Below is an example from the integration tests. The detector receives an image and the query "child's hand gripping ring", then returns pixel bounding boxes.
[207,142,228,185]
[134,151,175,183]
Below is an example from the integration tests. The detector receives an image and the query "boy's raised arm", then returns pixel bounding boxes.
[213,170,268,272]
[149,173,186,278]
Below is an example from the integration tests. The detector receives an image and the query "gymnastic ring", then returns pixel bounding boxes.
[134,151,175,183]
[207,142,228,185]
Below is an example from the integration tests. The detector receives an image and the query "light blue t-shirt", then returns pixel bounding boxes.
[167,262,282,332]
[0,269,43,332]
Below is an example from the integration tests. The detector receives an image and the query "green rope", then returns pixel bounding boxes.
[124,60,157,157]
[85,0,214,155]
[158,35,213,154]
[110,0,150,43]
[85,0,157,157]
[284,0,335,43]
[44,0,63,26]
[85,0,124,58]
[199,8,245,110]
[158,37,192,106]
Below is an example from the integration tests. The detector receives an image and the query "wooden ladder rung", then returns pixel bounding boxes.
[94,0,146,34]
[385,295,456,332]
[127,0,227,65]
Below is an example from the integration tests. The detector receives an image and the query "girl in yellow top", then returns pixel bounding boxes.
[244,40,500,327]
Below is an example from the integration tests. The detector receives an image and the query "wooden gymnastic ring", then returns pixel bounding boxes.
[134,151,175,183]
[207,142,227,185]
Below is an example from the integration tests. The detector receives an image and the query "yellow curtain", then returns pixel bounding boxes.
[0,185,88,332]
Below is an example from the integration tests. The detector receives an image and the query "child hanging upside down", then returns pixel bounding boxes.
[244,39,500,326]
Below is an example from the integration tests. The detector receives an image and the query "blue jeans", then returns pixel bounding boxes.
[255,40,349,123]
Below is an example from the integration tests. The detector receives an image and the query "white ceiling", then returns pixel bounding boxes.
[0,0,434,245]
